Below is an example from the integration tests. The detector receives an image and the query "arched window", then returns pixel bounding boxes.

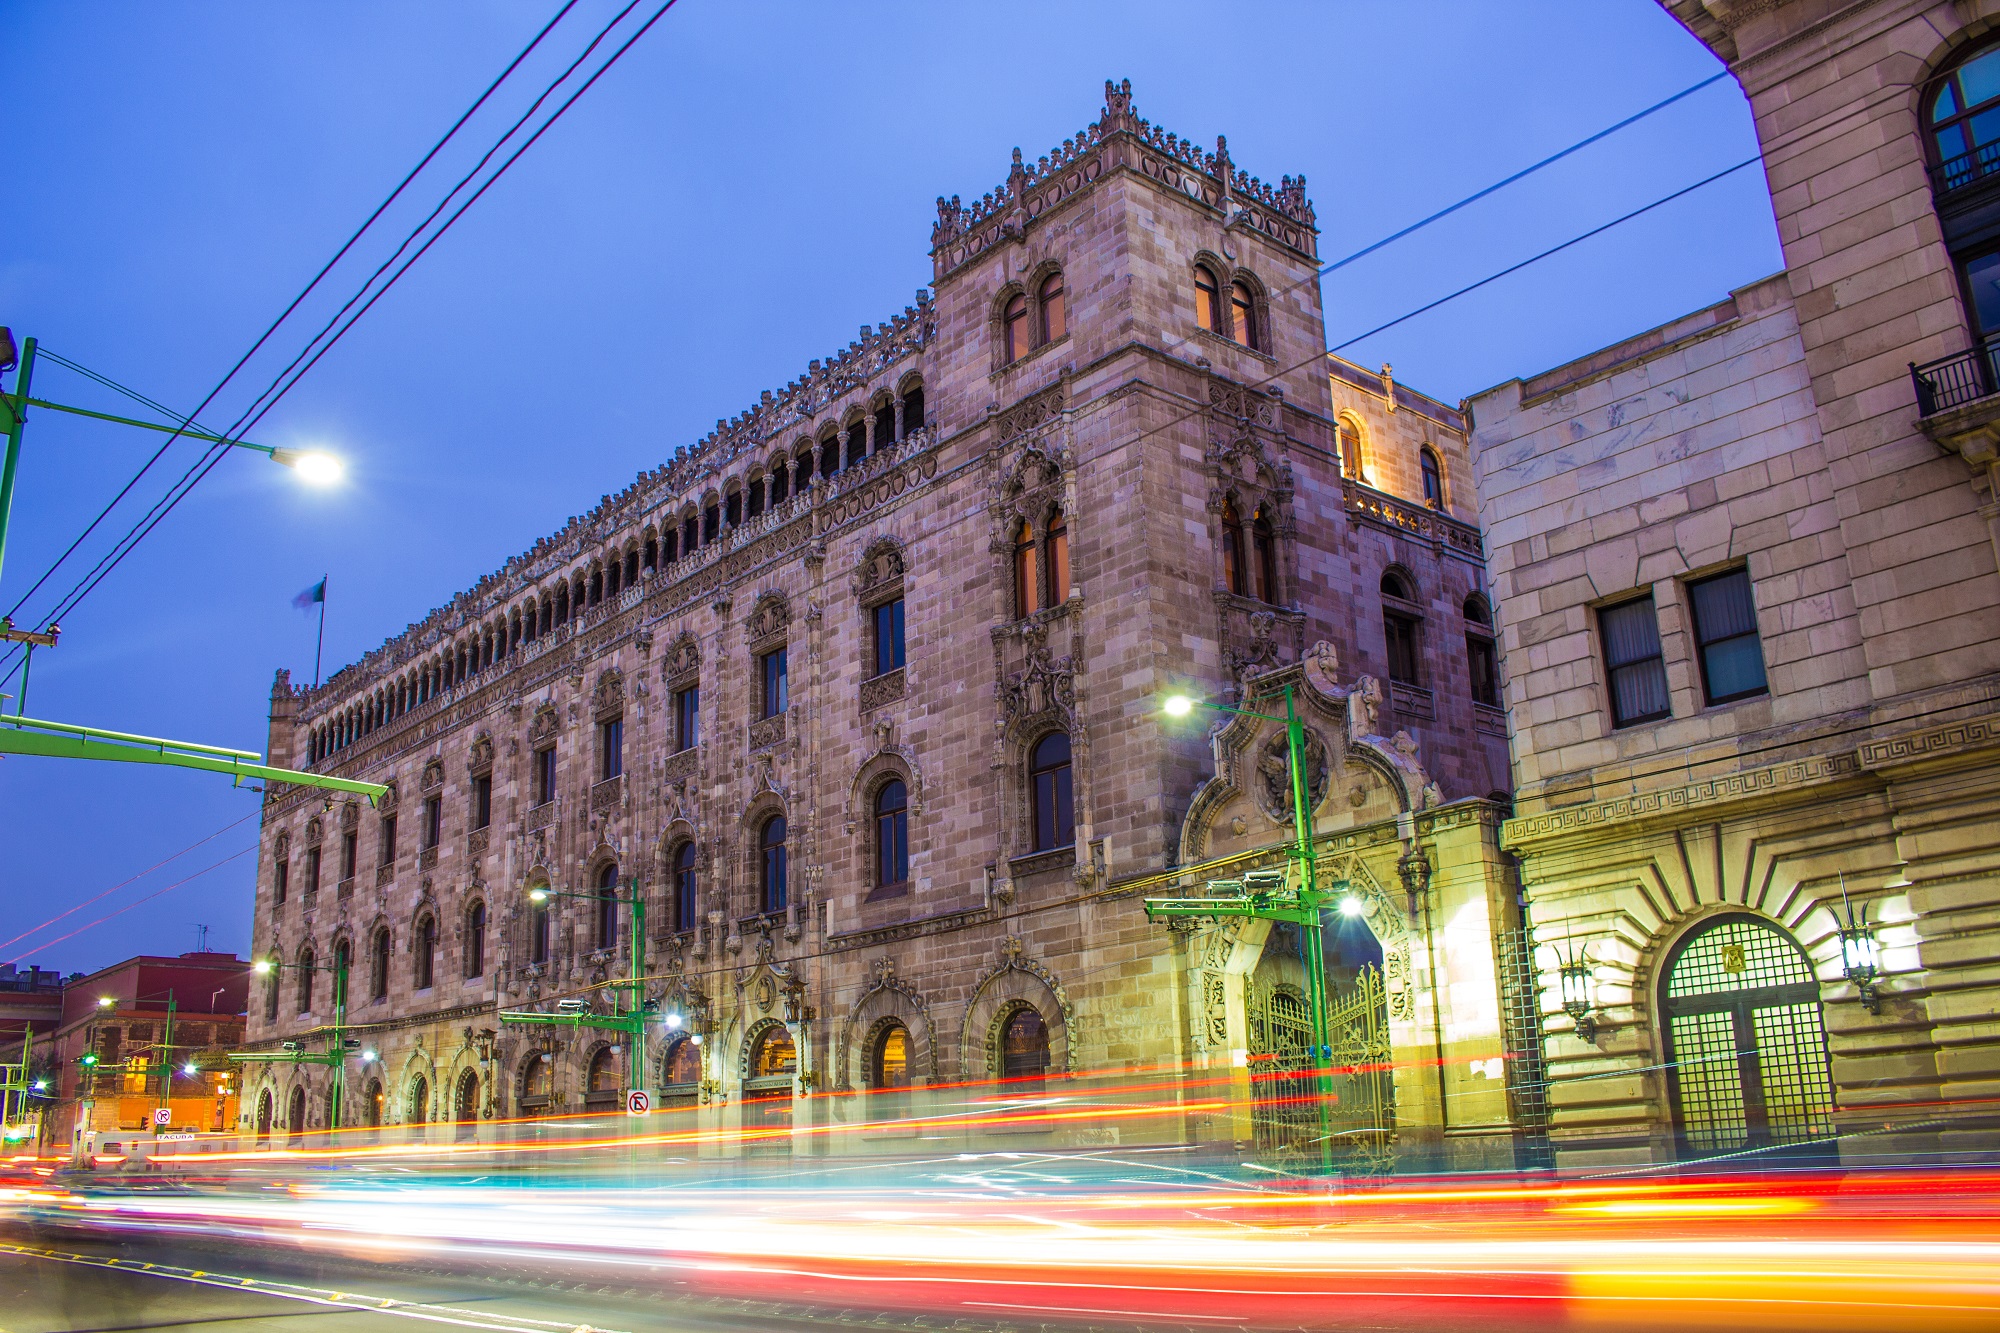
[1003,292,1030,364]
[662,1036,701,1087]
[759,815,788,915]
[900,385,924,434]
[1381,570,1421,686]
[288,1086,307,1139]
[595,862,619,950]
[364,1078,384,1128]
[1929,45,2000,194]
[520,1054,553,1113]
[586,1047,621,1109]
[1420,447,1444,508]
[795,448,814,494]
[1029,732,1074,853]
[1194,264,1221,332]
[414,915,435,991]
[673,842,698,932]
[464,902,485,979]
[1013,519,1040,619]
[530,898,549,965]
[1001,1007,1050,1082]
[264,965,280,1021]
[872,398,895,451]
[1381,568,1416,602]
[332,938,351,991]
[819,433,840,479]
[1039,272,1066,343]
[1336,417,1363,481]
[370,928,389,1000]
[256,1089,273,1142]
[1252,506,1278,603]
[297,950,315,1014]
[588,569,603,605]
[872,1022,911,1090]
[750,1026,797,1079]
[1229,279,1258,350]
[875,779,909,892]
[1220,498,1246,596]
[845,419,866,468]
[409,1075,429,1127]
[454,1069,479,1138]
[769,460,789,505]
[1045,510,1069,604]
[1661,915,1835,1156]
[1465,593,1499,708]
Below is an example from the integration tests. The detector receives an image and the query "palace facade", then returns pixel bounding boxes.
[1464,2,2000,1168]
[244,83,1532,1168]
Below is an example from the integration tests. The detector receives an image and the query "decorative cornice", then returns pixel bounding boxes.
[1503,750,1862,848]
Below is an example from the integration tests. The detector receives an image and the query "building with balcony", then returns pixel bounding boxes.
[1462,2,2000,1168]
[245,82,1536,1169]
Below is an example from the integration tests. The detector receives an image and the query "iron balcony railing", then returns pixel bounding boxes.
[1931,140,2000,199]
[1912,339,2000,417]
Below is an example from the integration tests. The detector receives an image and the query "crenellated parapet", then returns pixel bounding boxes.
[930,78,1318,279]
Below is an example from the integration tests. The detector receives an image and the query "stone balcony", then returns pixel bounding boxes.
[1912,340,2000,476]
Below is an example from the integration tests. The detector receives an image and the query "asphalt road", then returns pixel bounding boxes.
[0,1232,1248,1333]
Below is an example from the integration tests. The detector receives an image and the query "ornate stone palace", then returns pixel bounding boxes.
[244,82,1531,1166]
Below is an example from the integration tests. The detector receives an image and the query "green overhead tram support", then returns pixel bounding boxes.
[0,326,377,802]
[1145,683,1344,1173]
[229,962,352,1133]
[499,877,656,1103]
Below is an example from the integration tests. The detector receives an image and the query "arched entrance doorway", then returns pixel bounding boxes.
[454,1070,479,1140]
[256,1089,273,1144]
[519,1053,553,1118]
[1661,914,1835,1158]
[744,1024,796,1154]
[409,1075,429,1136]
[286,1086,307,1140]
[364,1079,383,1129]
[584,1047,621,1112]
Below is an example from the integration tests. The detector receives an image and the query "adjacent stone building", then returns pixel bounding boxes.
[1464,2,2000,1168]
[245,83,1531,1168]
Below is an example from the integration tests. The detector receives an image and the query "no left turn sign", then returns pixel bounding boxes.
[625,1088,651,1117]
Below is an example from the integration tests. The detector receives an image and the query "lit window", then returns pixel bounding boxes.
[1045,511,1069,605]
[1001,1007,1049,1082]
[1221,499,1245,595]
[1194,265,1221,332]
[1337,418,1363,480]
[1601,595,1671,726]
[1230,279,1258,350]
[1252,506,1277,603]
[873,1023,911,1091]
[1039,272,1066,343]
[1687,569,1768,705]
[1421,447,1444,508]
[1013,520,1040,619]
[1003,292,1030,364]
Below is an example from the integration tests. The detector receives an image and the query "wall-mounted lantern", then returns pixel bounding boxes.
[1837,875,1881,1015]
[1555,939,1597,1043]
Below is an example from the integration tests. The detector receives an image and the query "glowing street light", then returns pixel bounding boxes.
[96,996,114,1008]
[1162,694,1195,718]
[181,1062,197,1077]
[1339,896,1364,917]
[273,448,343,485]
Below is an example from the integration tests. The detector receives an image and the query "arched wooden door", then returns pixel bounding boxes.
[256,1090,273,1143]
[454,1070,479,1141]
[286,1086,306,1139]
[1661,915,1836,1158]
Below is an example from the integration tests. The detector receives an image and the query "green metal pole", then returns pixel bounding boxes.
[331,965,347,1134]
[159,994,176,1122]
[0,336,39,588]
[1283,685,1335,1173]
[629,877,646,1095]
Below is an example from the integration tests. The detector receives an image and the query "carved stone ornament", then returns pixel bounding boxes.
[273,831,290,861]
[853,540,905,600]
[305,817,322,847]
[1255,727,1329,824]
[377,780,398,812]
[593,669,624,720]
[340,801,360,832]
[664,633,700,684]
[421,758,445,794]
[529,703,560,746]
[468,731,494,774]
[997,625,1075,730]
[744,592,790,647]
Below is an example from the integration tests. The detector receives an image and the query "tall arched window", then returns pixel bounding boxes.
[595,863,619,950]
[264,966,280,1020]
[414,915,435,991]
[1661,915,1835,1156]
[297,949,315,1014]
[454,1069,479,1139]
[1194,265,1221,332]
[464,902,485,979]
[1220,499,1246,596]
[1001,1006,1050,1082]
[1029,732,1074,853]
[1013,519,1040,619]
[673,842,698,932]
[332,939,352,995]
[1929,45,2000,194]
[1420,447,1444,508]
[901,384,924,434]
[520,1054,553,1114]
[662,1036,701,1088]
[1336,417,1362,480]
[1252,506,1278,603]
[875,779,909,891]
[1229,279,1258,350]
[288,1086,307,1139]
[759,815,788,915]
[1045,510,1069,604]
[585,1047,621,1109]
[530,898,549,965]
[364,1078,384,1128]
[1003,292,1030,364]
[370,928,390,1000]
[1039,272,1066,343]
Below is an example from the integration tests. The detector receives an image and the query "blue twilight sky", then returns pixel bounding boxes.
[0,1,1778,975]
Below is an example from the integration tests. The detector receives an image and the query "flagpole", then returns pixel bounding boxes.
[314,575,326,688]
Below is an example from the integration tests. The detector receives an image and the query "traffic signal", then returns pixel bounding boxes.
[78,1053,98,1067]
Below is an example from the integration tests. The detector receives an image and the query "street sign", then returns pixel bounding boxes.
[625,1088,651,1117]
[151,1107,170,1127]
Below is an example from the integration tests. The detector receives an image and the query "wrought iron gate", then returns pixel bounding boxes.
[1247,967,1395,1171]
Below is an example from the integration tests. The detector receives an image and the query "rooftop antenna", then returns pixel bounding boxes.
[195,924,210,953]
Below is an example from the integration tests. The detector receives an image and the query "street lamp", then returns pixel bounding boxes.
[96,996,114,1009]
[1836,875,1881,1015]
[229,954,352,1131]
[1555,940,1597,1043]
[1145,682,1339,1171]
[501,877,653,1105]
